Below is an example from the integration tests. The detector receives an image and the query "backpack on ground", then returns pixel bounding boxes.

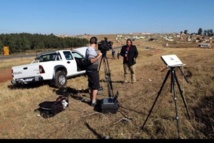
[36,96,69,118]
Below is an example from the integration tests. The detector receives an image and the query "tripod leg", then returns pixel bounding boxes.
[171,70,180,139]
[141,70,171,130]
[178,67,189,83]
[174,70,191,119]
[103,58,109,82]
[98,57,103,72]
[103,57,114,98]
[170,68,174,93]
[105,58,114,98]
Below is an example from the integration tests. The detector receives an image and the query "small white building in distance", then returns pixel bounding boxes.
[198,43,211,48]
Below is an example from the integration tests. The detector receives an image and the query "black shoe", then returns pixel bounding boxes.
[91,102,97,106]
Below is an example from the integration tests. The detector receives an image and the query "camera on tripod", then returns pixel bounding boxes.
[98,37,113,52]
[97,38,119,114]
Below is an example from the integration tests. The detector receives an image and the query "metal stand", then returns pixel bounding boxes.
[98,56,117,98]
[141,66,190,139]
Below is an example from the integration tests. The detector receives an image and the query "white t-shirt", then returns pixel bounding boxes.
[85,46,99,71]
[86,46,97,59]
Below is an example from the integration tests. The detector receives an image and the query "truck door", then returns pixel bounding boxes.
[72,52,86,71]
[63,51,77,75]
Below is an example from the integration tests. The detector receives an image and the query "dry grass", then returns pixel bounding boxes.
[0,58,34,70]
[0,37,213,139]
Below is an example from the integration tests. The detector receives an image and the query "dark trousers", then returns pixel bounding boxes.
[86,71,100,90]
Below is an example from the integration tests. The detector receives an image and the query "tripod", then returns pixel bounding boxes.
[141,66,190,139]
[98,55,116,98]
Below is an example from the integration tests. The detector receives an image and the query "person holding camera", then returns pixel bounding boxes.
[120,39,138,83]
[85,37,102,106]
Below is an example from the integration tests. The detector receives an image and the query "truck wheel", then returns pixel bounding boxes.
[54,71,67,88]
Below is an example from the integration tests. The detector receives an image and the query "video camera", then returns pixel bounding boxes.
[98,38,113,52]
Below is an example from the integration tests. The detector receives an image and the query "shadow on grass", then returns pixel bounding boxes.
[53,87,115,115]
[53,87,91,106]
[84,122,112,139]
[192,95,214,138]
[100,79,124,84]
[84,122,103,139]
[7,81,51,89]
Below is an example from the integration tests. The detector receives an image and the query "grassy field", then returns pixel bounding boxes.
[0,37,213,139]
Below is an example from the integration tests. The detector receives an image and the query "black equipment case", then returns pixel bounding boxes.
[100,98,119,114]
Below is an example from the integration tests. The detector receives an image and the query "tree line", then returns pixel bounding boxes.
[181,28,214,36]
[197,28,213,36]
[0,33,88,54]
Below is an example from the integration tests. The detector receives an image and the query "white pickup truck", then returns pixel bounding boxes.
[11,47,87,88]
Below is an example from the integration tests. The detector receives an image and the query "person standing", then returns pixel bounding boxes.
[112,49,115,59]
[120,39,138,83]
[85,37,102,106]
[117,50,120,59]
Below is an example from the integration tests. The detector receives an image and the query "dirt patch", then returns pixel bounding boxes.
[0,68,12,83]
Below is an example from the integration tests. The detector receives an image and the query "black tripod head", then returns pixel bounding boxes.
[167,66,189,84]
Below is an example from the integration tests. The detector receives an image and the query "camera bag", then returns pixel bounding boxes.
[100,98,119,114]
[37,96,69,118]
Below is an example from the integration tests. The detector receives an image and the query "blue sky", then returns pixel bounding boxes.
[1,0,213,35]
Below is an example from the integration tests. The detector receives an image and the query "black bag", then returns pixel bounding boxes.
[36,96,69,118]
[100,98,119,114]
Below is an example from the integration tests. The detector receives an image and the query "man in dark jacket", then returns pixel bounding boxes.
[120,39,138,83]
